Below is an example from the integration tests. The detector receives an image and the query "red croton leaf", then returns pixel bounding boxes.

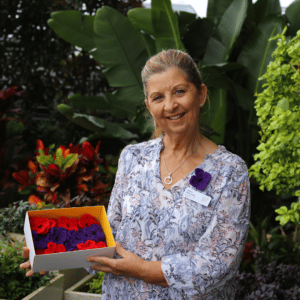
[42,164,61,178]
[12,170,36,191]
[82,141,94,161]
[28,160,38,174]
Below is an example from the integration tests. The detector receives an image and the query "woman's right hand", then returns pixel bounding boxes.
[20,240,48,277]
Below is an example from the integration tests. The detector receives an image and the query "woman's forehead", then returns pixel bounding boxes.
[147,67,190,91]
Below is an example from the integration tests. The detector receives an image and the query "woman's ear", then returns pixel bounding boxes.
[199,84,207,107]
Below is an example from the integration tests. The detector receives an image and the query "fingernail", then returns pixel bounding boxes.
[20,264,23,268]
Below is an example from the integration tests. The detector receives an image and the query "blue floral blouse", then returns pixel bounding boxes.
[85,135,251,299]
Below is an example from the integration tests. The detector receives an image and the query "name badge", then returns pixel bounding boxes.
[183,187,212,207]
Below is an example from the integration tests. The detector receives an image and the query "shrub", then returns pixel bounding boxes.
[0,199,57,241]
[236,246,300,299]
[0,238,55,300]
[86,272,105,294]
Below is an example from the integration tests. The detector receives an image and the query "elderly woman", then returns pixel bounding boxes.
[21,50,251,299]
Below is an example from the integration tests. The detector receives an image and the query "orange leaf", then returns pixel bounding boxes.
[28,195,43,205]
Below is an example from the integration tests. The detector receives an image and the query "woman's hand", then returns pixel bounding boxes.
[86,241,146,279]
[86,241,168,286]
[19,240,48,277]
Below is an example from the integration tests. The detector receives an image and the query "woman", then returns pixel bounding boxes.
[21,50,251,299]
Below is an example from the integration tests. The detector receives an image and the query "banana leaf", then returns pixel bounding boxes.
[127,8,154,35]
[47,11,96,51]
[253,0,281,24]
[206,0,233,25]
[57,104,138,140]
[202,88,227,145]
[237,14,285,95]
[67,94,135,119]
[285,0,300,37]
[92,6,149,109]
[151,0,185,51]
[203,0,248,65]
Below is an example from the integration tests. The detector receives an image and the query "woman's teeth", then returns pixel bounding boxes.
[169,113,184,120]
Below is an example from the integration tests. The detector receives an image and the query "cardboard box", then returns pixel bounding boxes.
[24,206,115,273]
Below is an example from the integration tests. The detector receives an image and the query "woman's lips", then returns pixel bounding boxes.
[167,113,185,119]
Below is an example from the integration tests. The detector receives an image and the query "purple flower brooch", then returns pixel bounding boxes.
[189,168,211,191]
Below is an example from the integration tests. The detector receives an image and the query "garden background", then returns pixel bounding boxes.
[1,0,300,299]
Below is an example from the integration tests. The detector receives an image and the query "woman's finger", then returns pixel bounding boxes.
[22,246,29,259]
[20,260,31,270]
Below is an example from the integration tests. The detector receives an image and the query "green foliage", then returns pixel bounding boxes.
[86,272,105,294]
[275,198,300,227]
[0,238,55,299]
[0,200,31,237]
[249,27,300,196]
[0,200,57,240]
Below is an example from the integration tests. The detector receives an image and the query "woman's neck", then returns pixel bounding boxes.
[162,130,204,159]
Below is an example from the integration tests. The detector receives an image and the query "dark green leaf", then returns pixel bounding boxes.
[47,11,96,51]
[182,17,214,60]
[237,14,285,94]
[72,113,138,139]
[93,6,148,107]
[127,8,154,35]
[203,0,248,65]
[285,0,300,37]
[253,0,281,24]
[151,0,185,51]
[206,0,233,25]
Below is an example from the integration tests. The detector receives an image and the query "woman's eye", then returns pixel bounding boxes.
[153,96,162,101]
[176,90,185,95]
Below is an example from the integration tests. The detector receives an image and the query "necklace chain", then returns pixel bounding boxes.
[162,138,202,185]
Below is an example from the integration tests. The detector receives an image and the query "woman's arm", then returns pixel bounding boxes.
[86,242,169,286]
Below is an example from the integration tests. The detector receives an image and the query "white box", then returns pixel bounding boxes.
[24,206,115,273]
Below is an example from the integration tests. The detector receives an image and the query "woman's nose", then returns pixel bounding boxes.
[164,95,178,111]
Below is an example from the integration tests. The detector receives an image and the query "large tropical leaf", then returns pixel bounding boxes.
[47,11,96,51]
[151,0,185,51]
[253,0,281,24]
[202,88,227,145]
[57,104,138,140]
[127,8,157,56]
[67,94,135,119]
[237,15,285,95]
[201,65,253,111]
[127,8,154,35]
[182,17,214,60]
[203,0,248,65]
[206,0,233,25]
[92,6,149,110]
[285,0,300,37]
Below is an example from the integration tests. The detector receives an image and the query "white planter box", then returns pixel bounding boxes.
[64,274,102,300]
[0,273,64,300]
[59,267,89,291]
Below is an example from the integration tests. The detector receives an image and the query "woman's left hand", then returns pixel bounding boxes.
[86,241,146,280]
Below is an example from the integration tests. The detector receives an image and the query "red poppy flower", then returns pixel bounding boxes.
[44,242,57,254]
[78,214,100,229]
[96,241,107,248]
[57,216,79,231]
[30,217,56,234]
[77,240,98,250]
[55,244,67,253]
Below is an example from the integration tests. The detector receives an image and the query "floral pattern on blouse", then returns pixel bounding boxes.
[85,135,251,299]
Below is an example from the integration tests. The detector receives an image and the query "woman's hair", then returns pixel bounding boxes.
[141,49,210,139]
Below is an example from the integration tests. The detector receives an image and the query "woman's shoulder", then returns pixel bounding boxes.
[121,137,161,154]
[214,145,248,173]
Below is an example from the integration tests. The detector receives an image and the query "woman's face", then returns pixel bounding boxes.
[145,67,206,137]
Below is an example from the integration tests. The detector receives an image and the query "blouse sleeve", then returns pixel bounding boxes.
[85,145,131,275]
[161,160,251,296]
